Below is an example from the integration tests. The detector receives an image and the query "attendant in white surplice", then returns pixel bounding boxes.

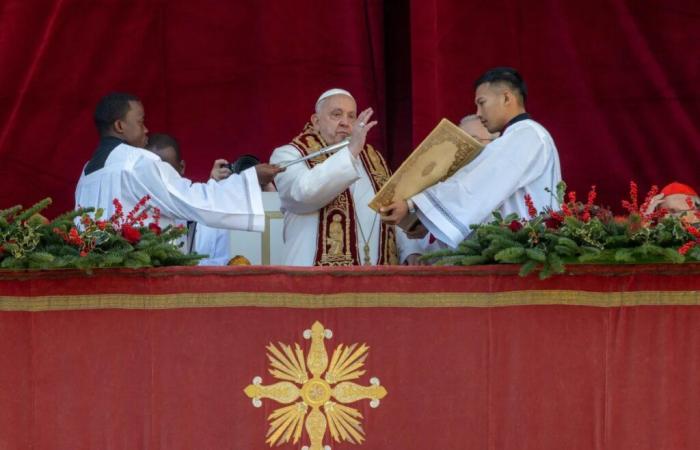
[75,92,281,233]
[270,89,422,266]
[381,67,562,248]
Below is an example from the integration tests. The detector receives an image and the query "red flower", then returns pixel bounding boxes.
[561,202,573,217]
[111,198,124,224]
[68,228,83,246]
[685,225,700,240]
[524,194,537,218]
[121,224,141,244]
[148,223,162,235]
[96,220,108,230]
[622,181,639,213]
[581,185,597,222]
[639,185,659,217]
[544,217,561,230]
[80,215,93,227]
[678,241,696,256]
[508,220,523,232]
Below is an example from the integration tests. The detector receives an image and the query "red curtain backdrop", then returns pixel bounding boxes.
[0,0,385,215]
[0,0,699,214]
[410,0,700,208]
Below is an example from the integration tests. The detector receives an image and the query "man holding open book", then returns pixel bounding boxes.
[380,67,562,248]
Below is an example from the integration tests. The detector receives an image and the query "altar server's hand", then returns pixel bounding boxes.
[255,163,284,186]
[210,159,232,181]
[348,108,378,157]
[380,199,409,225]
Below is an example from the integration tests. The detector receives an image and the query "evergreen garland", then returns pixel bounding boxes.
[0,196,203,270]
[425,182,700,278]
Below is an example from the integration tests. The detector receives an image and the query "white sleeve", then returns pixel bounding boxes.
[413,126,551,248]
[126,159,265,232]
[270,144,362,214]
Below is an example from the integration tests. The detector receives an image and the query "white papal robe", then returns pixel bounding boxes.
[412,118,562,248]
[270,144,421,266]
[75,141,264,232]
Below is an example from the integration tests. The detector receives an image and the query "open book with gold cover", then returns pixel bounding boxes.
[368,118,484,212]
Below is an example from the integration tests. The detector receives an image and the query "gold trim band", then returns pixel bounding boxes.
[1,290,699,312]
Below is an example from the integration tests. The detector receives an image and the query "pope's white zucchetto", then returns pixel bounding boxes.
[315,88,354,111]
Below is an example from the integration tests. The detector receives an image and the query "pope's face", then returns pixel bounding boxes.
[475,83,508,134]
[312,95,357,145]
[120,101,148,148]
[460,119,498,144]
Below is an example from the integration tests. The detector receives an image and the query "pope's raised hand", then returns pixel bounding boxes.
[348,108,378,157]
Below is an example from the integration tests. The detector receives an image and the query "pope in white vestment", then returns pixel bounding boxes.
[270,89,421,266]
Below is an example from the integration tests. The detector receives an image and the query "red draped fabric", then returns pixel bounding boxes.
[0,0,386,215]
[1,1,699,214]
[409,0,700,208]
[1,265,700,449]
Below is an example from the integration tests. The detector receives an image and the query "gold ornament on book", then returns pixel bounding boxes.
[243,321,388,449]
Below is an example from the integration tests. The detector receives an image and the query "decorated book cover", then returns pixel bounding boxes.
[368,118,484,211]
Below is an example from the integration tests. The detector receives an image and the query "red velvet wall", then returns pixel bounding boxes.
[0,0,385,215]
[1,0,698,214]
[410,0,700,208]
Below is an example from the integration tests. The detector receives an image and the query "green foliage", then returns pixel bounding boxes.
[425,195,698,279]
[0,197,204,270]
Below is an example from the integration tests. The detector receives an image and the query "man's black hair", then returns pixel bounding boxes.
[147,133,182,162]
[94,92,140,135]
[229,154,260,174]
[474,67,528,104]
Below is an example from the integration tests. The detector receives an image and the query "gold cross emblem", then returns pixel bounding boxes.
[244,321,388,449]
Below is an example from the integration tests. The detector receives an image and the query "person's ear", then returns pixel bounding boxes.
[179,160,186,176]
[502,90,513,107]
[310,113,319,129]
[113,118,125,134]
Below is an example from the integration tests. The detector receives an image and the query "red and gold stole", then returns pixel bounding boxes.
[290,124,399,266]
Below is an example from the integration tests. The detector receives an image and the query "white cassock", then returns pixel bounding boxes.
[270,144,421,266]
[193,223,232,265]
[75,142,264,232]
[413,118,562,248]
